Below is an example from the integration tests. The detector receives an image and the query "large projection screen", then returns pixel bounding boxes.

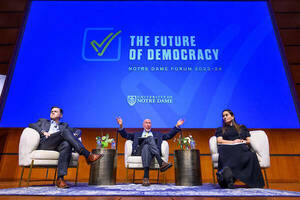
[0,0,299,128]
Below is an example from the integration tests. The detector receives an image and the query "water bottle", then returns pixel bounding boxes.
[96,140,101,149]
[190,136,195,149]
[111,140,116,149]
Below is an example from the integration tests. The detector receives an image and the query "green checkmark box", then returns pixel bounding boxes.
[90,30,122,57]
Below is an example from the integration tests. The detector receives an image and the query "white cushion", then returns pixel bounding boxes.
[29,159,78,167]
[126,156,160,169]
[31,150,60,160]
[31,160,59,166]
[31,150,79,160]
[127,156,143,163]
[127,163,160,169]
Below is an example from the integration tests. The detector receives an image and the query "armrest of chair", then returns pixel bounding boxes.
[161,140,169,162]
[124,140,133,166]
[209,136,218,155]
[19,128,40,166]
[250,130,270,168]
[209,136,219,168]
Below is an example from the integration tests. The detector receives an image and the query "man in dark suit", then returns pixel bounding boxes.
[29,106,103,188]
[116,117,184,186]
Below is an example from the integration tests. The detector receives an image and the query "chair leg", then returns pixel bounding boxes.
[157,169,160,184]
[126,167,129,183]
[212,163,216,184]
[132,169,135,183]
[26,161,34,187]
[263,168,269,188]
[75,163,79,186]
[45,168,49,180]
[53,168,57,185]
[19,166,25,187]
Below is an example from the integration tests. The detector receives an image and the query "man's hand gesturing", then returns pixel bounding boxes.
[116,117,123,129]
[176,119,185,127]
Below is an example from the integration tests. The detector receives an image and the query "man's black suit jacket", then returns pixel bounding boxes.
[29,118,81,143]
[118,127,181,155]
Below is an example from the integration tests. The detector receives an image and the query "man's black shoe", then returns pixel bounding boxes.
[142,178,150,186]
[160,162,172,172]
[56,178,70,189]
[86,153,103,165]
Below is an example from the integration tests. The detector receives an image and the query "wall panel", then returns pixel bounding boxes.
[0,64,8,75]
[0,0,27,12]
[0,46,15,63]
[0,29,19,44]
[279,30,300,45]
[275,13,300,28]
[290,65,300,83]
[0,13,23,28]
[271,0,300,12]
[295,85,300,101]
[285,46,300,64]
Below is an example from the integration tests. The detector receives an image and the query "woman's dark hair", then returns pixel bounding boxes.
[222,109,241,134]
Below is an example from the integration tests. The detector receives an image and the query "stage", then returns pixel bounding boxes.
[0,181,300,200]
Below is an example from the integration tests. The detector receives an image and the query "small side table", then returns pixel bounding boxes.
[174,149,202,186]
[88,148,117,185]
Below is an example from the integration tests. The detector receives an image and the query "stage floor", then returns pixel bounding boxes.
[0,181,299,200]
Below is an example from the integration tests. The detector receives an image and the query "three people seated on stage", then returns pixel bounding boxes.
[215,109,265,188]
[116,117,184,186]
[27,106,264,188]
[29,106,103,188]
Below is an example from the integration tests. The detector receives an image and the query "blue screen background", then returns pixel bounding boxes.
[0,1,299,128]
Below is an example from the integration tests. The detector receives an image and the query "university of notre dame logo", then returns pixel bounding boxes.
[127,96,137,106]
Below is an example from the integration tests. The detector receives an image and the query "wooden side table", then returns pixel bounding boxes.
[88,148,117,185]
[174,149,202,186]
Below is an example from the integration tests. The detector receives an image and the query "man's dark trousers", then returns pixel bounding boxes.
[38,129,84,178]
[141,136,163,167]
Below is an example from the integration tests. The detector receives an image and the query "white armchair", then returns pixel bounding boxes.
[208,130,270,188]
[18,128,80,187]
[124,140,169,183]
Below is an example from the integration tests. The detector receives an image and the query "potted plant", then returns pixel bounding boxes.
[96,134,115,149]
[174,134,195,150]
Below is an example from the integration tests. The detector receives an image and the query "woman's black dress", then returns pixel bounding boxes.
[215,125,265,188]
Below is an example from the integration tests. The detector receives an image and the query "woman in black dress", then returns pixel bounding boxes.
[215,109,265,188]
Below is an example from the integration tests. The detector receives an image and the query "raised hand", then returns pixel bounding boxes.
[116,117,123,128]
[176,119,185,127]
